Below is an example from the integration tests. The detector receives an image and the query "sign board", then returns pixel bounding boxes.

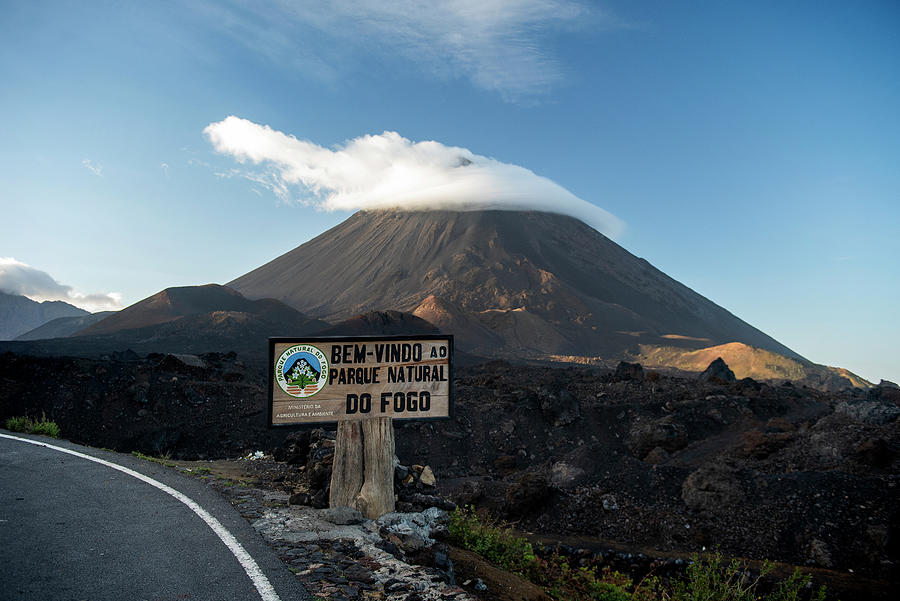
[268,335,453,426]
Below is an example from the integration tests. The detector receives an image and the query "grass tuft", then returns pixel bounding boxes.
[131,451,177,467]
[5,413,60,438]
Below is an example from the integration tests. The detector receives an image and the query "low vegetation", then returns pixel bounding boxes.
[449,506,829,601]
[131,450,176,467]
[4,413,60,438]
[450,504,537,573]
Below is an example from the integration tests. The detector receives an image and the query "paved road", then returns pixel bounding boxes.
[0,431,311,601]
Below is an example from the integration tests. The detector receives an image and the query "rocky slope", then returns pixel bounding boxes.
[2,351,896,598]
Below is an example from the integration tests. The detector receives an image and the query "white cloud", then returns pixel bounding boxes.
[82,159,103,177]
[161,162,170,178]
[198,0,603,102]
[205,116,624,238]
[0,258,122,313]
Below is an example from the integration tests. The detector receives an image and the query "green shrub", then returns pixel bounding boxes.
[30,418,60,438]
[5,415,31,433]
[671,552,828,601]
[764,567,827,601]
[449,505,536,573]
[4,413,60,438]
[566,565,632,601]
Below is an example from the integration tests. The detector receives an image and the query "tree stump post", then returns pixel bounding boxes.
[329,416,395,519]
[329,421,364,508]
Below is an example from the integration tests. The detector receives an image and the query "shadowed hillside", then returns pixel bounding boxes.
[15,311,115,340]
[77,284,312,336]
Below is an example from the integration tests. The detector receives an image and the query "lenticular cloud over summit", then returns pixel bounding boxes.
[204,116,623,238]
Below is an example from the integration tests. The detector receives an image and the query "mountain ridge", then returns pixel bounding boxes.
[0,291,88,340]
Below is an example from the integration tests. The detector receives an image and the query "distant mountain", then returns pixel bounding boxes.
[229,209,804,362]
[15,311,116,341]
[0,285,328,364]
[0,291,88,340]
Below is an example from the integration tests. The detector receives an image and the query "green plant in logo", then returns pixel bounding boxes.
[287,360,317,388]
[293,373,313,387]
[275,344,329,398]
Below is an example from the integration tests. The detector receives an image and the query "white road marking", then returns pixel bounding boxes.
[0,433,282,601]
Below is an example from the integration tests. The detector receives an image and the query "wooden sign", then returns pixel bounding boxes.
[268,335,453,426]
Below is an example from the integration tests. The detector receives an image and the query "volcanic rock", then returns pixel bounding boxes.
[835,400,900,425]
[504,472,551,517]
[626,415,688,459]
[615,361,645,382]
[420,465,437,487]
[681,462,744,512]
[272,430,312,465]
[643,446,671,464]
[601,494,619,511]
[549,462,586,489]
[322,506,365,525]
[698,357,737,384]
[539,385,580,427]
[808,538,835,568]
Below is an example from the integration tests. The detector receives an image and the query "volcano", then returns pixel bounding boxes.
[228,209,802,363]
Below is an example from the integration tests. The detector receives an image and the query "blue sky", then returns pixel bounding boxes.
[1,1,897,383]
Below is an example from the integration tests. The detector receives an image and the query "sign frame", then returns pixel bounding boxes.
[267,334,454,427]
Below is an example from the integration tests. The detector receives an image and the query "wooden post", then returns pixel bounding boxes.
[329,421,364,508]
[329,416,395,519]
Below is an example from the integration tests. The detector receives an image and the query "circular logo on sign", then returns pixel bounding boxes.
[275,344,329,398]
